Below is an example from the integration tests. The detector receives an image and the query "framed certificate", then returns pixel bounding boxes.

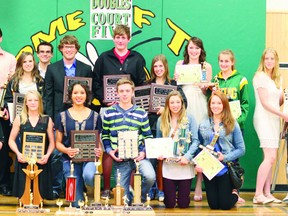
[192,149,225,180]
[149,84,177,113]
[63,76,92,104]
[103,74,131,103]
[176,64,202,85]
[145,138,174,159]
[13,93,25,121]
[22,132,46,162]
[70,130,99,162]
[133,85,151,112]
[118,130,139,159]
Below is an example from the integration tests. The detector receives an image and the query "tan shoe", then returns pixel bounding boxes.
[253,194,274,204]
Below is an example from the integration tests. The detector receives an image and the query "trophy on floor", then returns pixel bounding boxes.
[113,169,125,206]
[133,161,142,205]
[65,161,77,212]
[94,159,102,203]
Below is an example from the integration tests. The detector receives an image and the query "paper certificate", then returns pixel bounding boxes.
[145,138,174,159]
[229,100,242,120]
[192,149,225,180]
[176,64,202,85]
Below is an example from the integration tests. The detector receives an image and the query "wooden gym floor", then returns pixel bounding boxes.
[0,192,287,215]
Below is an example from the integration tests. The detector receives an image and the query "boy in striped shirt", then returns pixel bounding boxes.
[102,78,155,205]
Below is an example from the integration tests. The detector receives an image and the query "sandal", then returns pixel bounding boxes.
[265,194,282,203]
[253,194,274,204]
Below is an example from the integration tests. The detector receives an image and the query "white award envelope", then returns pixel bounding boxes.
[176,64,202,85]
[8,103,14,124]
[193,149,225,180]
[145,138,174,159]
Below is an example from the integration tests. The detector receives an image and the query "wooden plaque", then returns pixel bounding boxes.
[149,84,177,113]
[70,130,99,162]
[63,76,92,103]
[133,85,151,112]
[13,93,25,120]
[22,132,46,162]
[118,130,139,159]
[103,74,130,103]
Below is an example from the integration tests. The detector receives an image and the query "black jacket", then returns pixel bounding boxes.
[92,48,146,105]
[44,59,92,122]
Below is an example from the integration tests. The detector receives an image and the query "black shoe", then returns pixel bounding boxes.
[0,186,12,196]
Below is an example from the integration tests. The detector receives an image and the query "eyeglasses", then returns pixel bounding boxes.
[63,45,76,50]
[39,50,52,54]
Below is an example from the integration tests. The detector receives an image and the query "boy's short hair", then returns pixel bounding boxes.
[116,78,135,92]
[37,41,54,53]
[58,35,80,51]
[113,25,131,39]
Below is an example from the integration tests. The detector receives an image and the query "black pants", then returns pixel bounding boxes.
[203,172,238,210]
[0,118,12,187]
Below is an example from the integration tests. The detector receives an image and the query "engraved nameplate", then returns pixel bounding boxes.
[118,130,139,159]
[70,130,98,162]
[149,84,177,113]
[103,75,130,103]
[22,132,45,162]
[134,85,151,112]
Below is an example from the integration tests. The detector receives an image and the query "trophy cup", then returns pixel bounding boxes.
[201,62,208,83]
[65,161,77,212]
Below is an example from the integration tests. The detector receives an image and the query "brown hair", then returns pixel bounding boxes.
[183,36,206,65]
[113,25,131,40]
[12,52,42,91]
[58,35,80,51]
[208,90,235,135]
[149,54,171,83]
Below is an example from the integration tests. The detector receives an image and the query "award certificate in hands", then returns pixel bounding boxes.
[176,64,202,85]
[229,100,242,120]
[145,138,174,159]
[193,149,225,180]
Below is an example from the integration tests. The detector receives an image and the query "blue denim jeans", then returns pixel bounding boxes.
[50,149,63,195]
[113,159,155,205]
[63,160,96,207]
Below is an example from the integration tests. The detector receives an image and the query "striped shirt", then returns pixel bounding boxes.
[102,103,152,154]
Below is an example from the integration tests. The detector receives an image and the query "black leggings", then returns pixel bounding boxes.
[203,172,238,210]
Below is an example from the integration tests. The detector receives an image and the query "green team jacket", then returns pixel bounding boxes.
[211,70,249,130]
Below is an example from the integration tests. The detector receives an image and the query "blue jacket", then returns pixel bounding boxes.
[156,114,199,161]
[198,117,245,162]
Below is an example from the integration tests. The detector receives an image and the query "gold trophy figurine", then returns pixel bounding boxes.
[133,160,142,205]
[113,169,124,206]
[94,159,102,203]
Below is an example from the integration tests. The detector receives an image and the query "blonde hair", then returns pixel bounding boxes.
[208,90,235,135]
[116,78,135,92]
[20,90,44,124]
[160,91,186,137]
[218,49,236,71]
[256,48,280,88]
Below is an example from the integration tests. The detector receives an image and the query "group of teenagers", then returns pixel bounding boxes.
[0,24,288,211]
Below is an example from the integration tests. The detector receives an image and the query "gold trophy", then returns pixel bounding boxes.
[113,169,124,206]
[21,153,43,206]
[133,160,142,205]
[94,159,101,203]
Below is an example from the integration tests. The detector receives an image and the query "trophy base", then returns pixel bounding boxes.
[82,203,113,215]
[17,205,50,213]
[55,207,84,215]
[123,205,155,215]
[111,205,124,213]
